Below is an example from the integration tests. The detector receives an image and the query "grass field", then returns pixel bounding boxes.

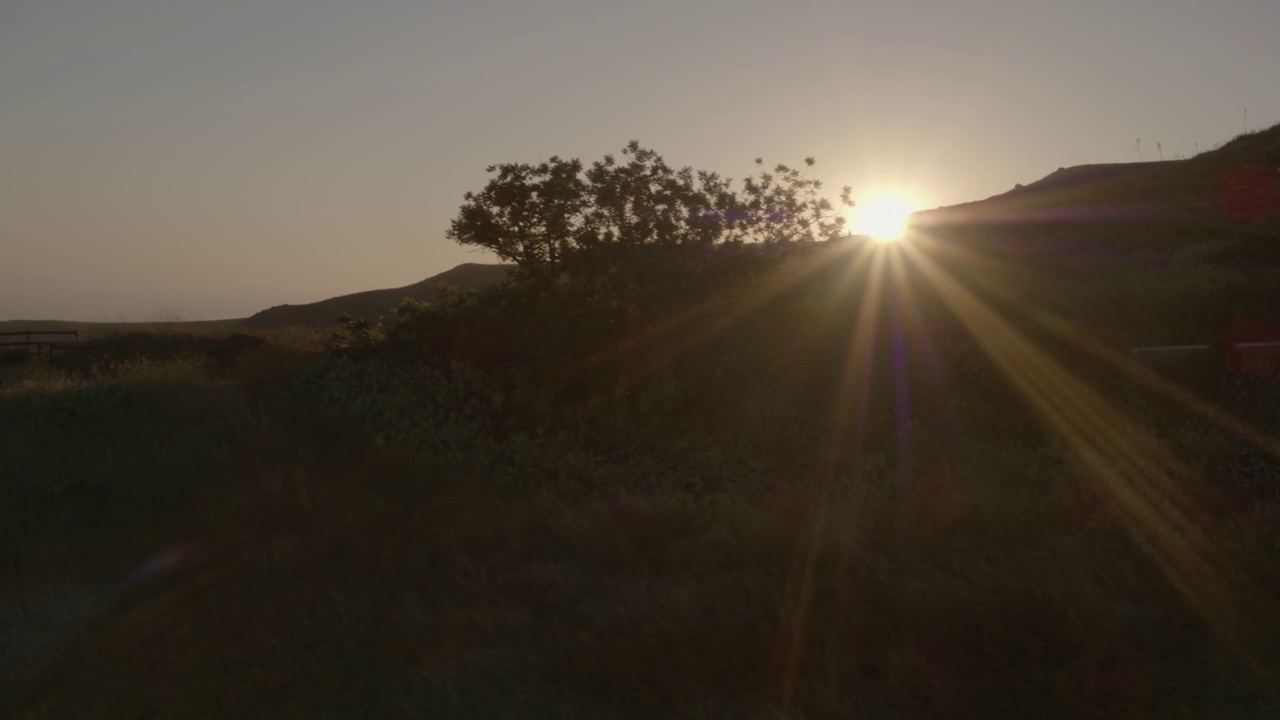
[3,303,1279,718]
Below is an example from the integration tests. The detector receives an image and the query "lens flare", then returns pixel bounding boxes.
[853,195,915,240]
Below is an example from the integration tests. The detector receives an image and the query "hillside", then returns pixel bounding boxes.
[914,122,1280,231]
[244,262,512,328]
[904,122,1280,346]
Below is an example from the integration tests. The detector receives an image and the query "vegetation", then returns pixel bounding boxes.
[244,263,513,329]
[4,136,1280,718]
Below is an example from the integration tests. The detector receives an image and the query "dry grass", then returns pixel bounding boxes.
[4,329,1280,718]
[7,446,1280,717]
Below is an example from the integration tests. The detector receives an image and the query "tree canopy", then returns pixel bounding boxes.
[447,141,853,281]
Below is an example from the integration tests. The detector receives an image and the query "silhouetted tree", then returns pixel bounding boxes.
[447,141,852,283]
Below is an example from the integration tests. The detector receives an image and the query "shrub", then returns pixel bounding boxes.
[448,142,851,284]
[0,349,29,367]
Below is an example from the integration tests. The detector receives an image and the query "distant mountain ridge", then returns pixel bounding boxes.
[245,263,512,328]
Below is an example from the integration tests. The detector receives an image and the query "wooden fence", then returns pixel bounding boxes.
[0,330,81,362]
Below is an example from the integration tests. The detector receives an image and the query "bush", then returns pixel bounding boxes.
[52,332,266,376]
[0,358,271,569]
[0,349,28,367]
[447,142,851,283]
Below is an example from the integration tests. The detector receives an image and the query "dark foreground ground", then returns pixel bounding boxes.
[2,329,1280,719]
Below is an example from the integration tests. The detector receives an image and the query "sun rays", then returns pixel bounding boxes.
[659,234,1276,708]
[902,243,1241,619]
[559,228,1277,708]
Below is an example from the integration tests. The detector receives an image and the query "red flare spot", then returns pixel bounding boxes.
[1221,319,1280,379]
[909,466,967,529]
[1216,165,1280,223]
[1067,483,1119,534]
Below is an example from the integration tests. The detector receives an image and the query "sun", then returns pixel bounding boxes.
[852,195,916,240]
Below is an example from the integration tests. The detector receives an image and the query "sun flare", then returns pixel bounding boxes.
[853,195,915,240]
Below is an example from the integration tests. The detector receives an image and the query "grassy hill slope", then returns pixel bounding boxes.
[908,122,1280,346]
[244,263,512,328]
[916,122,1280,231]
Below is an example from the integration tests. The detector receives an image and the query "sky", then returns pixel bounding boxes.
[2,0,1278,321]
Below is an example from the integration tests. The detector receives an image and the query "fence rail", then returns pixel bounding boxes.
[1130,340,1280,379]
[1131,341,1280,353]
[0,330,80,361]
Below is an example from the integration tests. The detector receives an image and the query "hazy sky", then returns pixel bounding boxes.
[3,0,1278,320]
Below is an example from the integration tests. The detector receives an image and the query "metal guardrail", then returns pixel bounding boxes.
[1130,340,1280,380]
[1131,341,1280,353]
